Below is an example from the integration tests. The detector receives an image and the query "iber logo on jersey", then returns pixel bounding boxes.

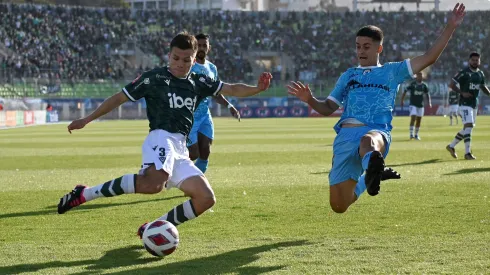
[469,83,480,90]
[168,93,197,111]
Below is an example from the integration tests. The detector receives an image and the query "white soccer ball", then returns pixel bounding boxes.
[142,220,179,257]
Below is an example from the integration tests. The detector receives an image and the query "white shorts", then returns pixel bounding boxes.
[459,106,477,125]
[409,105,424,117]
[138,130,203,190]
[449,105,459,113]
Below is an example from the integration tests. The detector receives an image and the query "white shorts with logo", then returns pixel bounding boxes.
[449,104,459,113]
[459,106,477,125]
[409,105,424,117]
[138,129,203,190]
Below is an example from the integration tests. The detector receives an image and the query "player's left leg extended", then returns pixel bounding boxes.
[194,115,214,173]
[329,127,399,213]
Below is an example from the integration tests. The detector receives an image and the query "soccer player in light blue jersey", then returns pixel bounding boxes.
[188,33,241,173]
[288,4,466,213]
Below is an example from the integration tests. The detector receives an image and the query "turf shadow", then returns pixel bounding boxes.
[110,240,310,275]
[0,196,184,220]
[444,167,490,176]
[0,241,309,274]
[0,245,159,274]
[389,158,446,167]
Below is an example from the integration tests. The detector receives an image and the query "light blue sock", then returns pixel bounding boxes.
[361,151,373,171]
[195,158,209,173]
[355,175,367,198]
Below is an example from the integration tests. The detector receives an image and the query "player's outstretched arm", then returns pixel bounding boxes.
[481,85,490,96]
[287,81,339,116]
[220,72,272,97]
[214,94,240,121]
[410,3,466,74]
[67,92,128,133]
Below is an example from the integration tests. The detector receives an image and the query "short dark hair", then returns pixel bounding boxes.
[356,25,384,43]
[469,52,480,59]
[195,33,210,40]
[170,32,198,52]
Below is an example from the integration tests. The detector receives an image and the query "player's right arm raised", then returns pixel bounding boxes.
[410,3,466,74]
[287,81,339,116]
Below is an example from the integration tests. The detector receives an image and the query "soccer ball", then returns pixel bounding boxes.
[142,220,179,257]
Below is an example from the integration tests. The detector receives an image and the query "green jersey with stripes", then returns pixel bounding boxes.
[448,90,459,105]
[122,67,223,136]
[404,81,429,108]
[452,67,486,108]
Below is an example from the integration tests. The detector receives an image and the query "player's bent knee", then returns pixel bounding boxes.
[329,199,349,214]
[179,176,216,214]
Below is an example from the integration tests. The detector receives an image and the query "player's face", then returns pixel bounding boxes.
[168,47,197,78]
[416,72,423,82]
[469,56,480,69]
[356,36,382,67]
[197,39,210,60]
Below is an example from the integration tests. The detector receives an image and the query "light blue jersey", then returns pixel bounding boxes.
[328,60,414,133]
[191,60,219,118]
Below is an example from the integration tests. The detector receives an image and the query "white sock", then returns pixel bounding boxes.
[409,126,414,136]
[158,200,198,226]
[450,129,465,148]
[83,174,136,202]
[415,127,420,136]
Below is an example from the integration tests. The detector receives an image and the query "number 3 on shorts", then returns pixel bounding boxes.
[159,147,166,157]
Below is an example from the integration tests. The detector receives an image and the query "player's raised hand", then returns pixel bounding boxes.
[448,3,466,28]
[287,81,313,103]
[257,72,272,92]
[67,118,88,134]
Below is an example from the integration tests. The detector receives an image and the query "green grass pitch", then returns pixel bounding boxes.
[0,116,489,274]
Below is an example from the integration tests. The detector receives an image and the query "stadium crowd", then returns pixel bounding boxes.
[0,3,488,83]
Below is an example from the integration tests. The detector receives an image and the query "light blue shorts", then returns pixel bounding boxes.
[187,113,214,147]
[329,126,391,186]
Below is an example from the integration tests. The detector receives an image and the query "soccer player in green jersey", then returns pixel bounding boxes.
[446,52,490,160]
[447,88,460,125]
[57,32,272,236]
[400,72,431,140]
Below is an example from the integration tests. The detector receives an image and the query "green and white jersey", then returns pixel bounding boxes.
[122,67,223,136]
[452,67,486,109]
[404,81,429,108]
[448,90,459,105]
